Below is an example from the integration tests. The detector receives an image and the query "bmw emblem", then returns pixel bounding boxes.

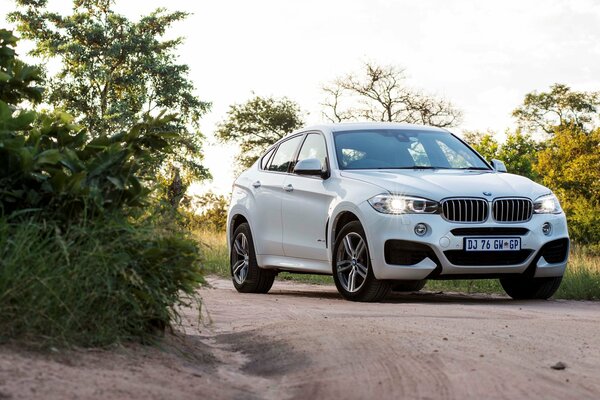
[483,191,492,196]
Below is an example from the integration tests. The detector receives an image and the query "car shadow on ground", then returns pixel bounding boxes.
[267,288,536,305]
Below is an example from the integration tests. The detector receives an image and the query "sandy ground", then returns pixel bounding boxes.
[1,277,600,400]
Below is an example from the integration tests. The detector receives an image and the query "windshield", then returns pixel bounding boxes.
[333,129,490,170]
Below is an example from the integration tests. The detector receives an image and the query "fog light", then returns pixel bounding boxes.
[414,223,428,236]
[542,222,552,235]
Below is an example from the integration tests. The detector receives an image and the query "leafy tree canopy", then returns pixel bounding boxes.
[513,83,600,134]
[322,62,462,127]
[0,29,43,106]
[8,0,211,181]
[463,130,541,181]
[216,95,304,169]
[535,126,600,244]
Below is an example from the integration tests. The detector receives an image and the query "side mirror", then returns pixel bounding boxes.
[294,158,326,178]
[490,159,507,173]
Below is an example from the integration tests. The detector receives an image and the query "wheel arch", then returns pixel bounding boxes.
[227,208,253,250]
[329,205,368,261]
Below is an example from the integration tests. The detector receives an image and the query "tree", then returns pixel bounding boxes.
[216,95,304,169]
[0,29,184,222]
[498,130,543,180]
[322,62,462,127]
[8,0,211,182]
[462,130,500,162]
[0,29,43,106]
[196,191,228,231]
[462,130,541,180]
[513,83,600,134]
[535,126,600,244]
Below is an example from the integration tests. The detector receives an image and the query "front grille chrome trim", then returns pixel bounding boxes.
[492,198,533,223]
[440,197,489,223]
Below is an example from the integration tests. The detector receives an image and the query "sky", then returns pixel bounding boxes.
[2,0,600,195]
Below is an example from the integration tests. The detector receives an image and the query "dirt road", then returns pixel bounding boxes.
[2,277,600,399]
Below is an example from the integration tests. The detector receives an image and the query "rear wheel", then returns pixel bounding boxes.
[500,276,562,300]
[333,221,391,302]
[391,280,427,292]
[230,223,275,293]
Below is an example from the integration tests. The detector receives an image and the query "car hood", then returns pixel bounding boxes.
[340,169,550,201]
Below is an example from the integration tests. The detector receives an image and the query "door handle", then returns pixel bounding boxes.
[284,184,294,192]
[252,181,261,188]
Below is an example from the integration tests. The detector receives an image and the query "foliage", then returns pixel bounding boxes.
[513,83,600,134]
[535,126,600,244]
[322,62,462,127]
[216,95,304,169]
[0,29,43,105]
[0,30,204,346]
[181,191,228,232]
[462,130,541,180]
[0,217,202,347]
[8,0,211,181]
[0,102,182,222]
[462,130,500,162]
[196,191,228,231]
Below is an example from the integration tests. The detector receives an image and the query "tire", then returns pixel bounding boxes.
[332,221,391,302]
[391,280,427,292]
[230,223,275,294]
[500,276,563,300]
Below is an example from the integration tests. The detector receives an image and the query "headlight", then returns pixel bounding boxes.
[533,194,562,214]
[368,195,439,214]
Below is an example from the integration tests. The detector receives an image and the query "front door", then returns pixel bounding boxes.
[282,133,334,261]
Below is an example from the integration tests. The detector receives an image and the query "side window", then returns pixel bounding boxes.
[296,133,327,169]
[260,146,276,170]
[267,135,303,172]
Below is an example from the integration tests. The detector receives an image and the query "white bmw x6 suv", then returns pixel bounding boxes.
[227,123,569,302]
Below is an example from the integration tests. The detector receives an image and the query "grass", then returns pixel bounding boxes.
[0,218,203,347]
[196,229,600,300]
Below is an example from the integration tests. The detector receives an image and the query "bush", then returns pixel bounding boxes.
[0,29,204,346]
[0,217,202,347]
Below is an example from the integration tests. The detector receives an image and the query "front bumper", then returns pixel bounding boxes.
[359,202,570,280]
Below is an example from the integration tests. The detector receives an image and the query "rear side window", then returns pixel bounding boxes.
[267,135,303,172]
[260,146,276,169]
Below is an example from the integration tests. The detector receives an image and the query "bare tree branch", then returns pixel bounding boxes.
[321,62,462,127]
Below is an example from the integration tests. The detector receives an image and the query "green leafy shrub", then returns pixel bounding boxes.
[0,29,204,346]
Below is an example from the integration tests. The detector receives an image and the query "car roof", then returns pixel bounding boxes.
[293,122,450,135]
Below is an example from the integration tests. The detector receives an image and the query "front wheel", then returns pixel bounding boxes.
[332,221,391,302]
[500,276,562,300]
[230,223,275,293]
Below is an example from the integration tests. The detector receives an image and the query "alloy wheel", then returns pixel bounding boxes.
[336,232,368,293]
[232,232,250,284]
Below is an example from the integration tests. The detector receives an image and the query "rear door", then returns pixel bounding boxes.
[251,135,303,256]
[282,132,334,261]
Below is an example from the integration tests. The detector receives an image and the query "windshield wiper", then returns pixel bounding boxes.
[455,167,491,170]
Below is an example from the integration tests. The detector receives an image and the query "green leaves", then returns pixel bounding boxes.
[216,96,305,169]
[8,1,211,183]
[513,83,600,134]
[0,29,44,105]
[0,97,184,221]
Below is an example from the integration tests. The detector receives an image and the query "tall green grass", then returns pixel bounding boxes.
[197,230,600,300]
[0,218,203,347]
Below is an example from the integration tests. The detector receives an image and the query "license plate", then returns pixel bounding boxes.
[464,237,521,251]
